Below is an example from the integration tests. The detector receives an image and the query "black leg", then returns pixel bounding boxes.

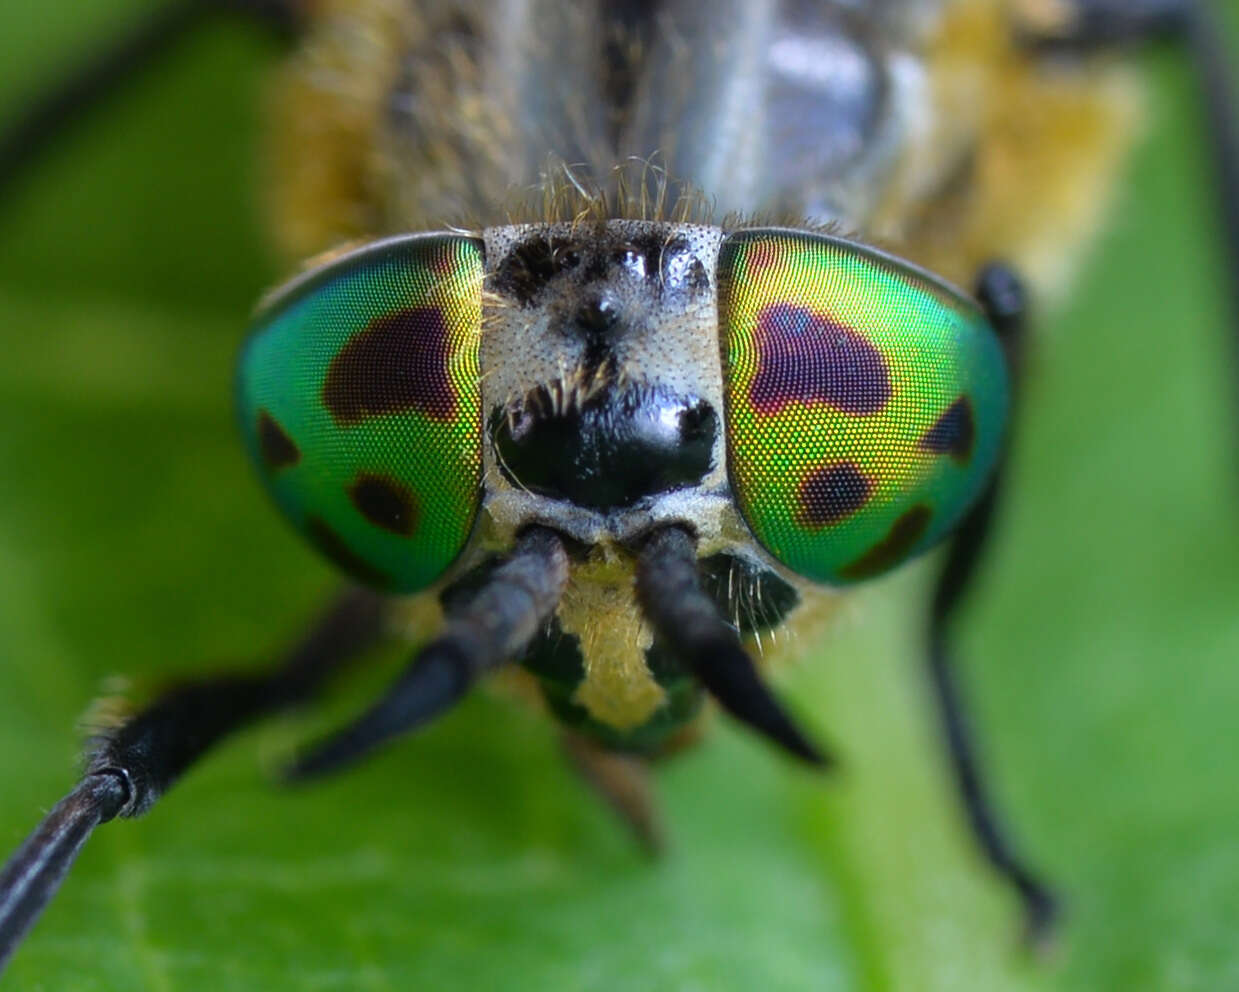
[1183,4,1239,342]
[0,0,303,199]
[562,732,665,856]
[634,525,830,768]
[0,586,386,974]
[285,527,571,780]
[927,264,1057,944]
[1018,0,1239,438]
[1013,0,1189,46]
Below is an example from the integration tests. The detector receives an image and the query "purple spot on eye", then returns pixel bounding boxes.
[349,473,419,537]
[838,505,932,581]
[919,397,975,462]
[304,517,391,587]
[323,306,456,425]
[257,410,299,469]
[747,303,891,416]
[797,462,874,528]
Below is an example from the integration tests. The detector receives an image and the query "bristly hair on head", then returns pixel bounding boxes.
[499,155,717,227]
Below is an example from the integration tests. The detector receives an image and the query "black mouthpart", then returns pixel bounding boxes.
[491,382,717,511]
[284,527,570,780]
[635,526,832,768]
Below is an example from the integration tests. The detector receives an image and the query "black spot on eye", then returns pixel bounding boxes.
[838,505,932,581]
[304,516,391,587]
[257,410,299,469]
[919,397,976,462]
[322,306,456,426]
[748,302,891,416]
[796,462,874,528]
[349,473,419,536]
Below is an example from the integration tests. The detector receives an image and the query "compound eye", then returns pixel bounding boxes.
[719,229,1008,584]
[236,234,484,592]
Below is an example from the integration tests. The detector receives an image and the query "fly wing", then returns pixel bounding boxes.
[618,0,902,223]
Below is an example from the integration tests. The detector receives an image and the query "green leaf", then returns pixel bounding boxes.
[0,4,1236,989]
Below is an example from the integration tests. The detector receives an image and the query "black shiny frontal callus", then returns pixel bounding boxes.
[490,383,717,511]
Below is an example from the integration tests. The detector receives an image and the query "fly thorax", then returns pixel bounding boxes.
[554,547,664,731]
[480,221,729,544]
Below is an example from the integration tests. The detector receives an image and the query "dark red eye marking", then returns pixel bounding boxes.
[257,410,299,469]
[349,473,419,537]
[747,303,891,416]
[796,462,874,528]
[838,504,932,581]
[323,306,456,425]
[305,516,391,587]
[918,397,976,463]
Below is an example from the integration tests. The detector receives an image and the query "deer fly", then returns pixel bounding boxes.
[0,0,1234,981]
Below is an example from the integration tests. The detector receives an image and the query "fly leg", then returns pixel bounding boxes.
[1013,0,1193,43]
[0,0,305,196]
[1,528,569,975]
[928,263,1058,945]
[1017,0,1239,429]
[561,733,665,856]
[0,585,387,973]
[283,528,570,780]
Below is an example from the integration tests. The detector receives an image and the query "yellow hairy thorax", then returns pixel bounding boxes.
[556,546,666,731]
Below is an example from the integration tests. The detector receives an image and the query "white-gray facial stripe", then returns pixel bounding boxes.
[479,221,729,543]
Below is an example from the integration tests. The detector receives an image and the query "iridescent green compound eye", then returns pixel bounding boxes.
[719,229,1009,585]
[236,234,484,593]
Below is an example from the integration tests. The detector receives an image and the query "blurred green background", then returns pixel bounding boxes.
[0,2,1236,989]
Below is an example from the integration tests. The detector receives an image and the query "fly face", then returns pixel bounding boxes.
[236,212,1007,594]
[234,212,1009,757]
[485,221,723,530]
[482,221,729,544]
